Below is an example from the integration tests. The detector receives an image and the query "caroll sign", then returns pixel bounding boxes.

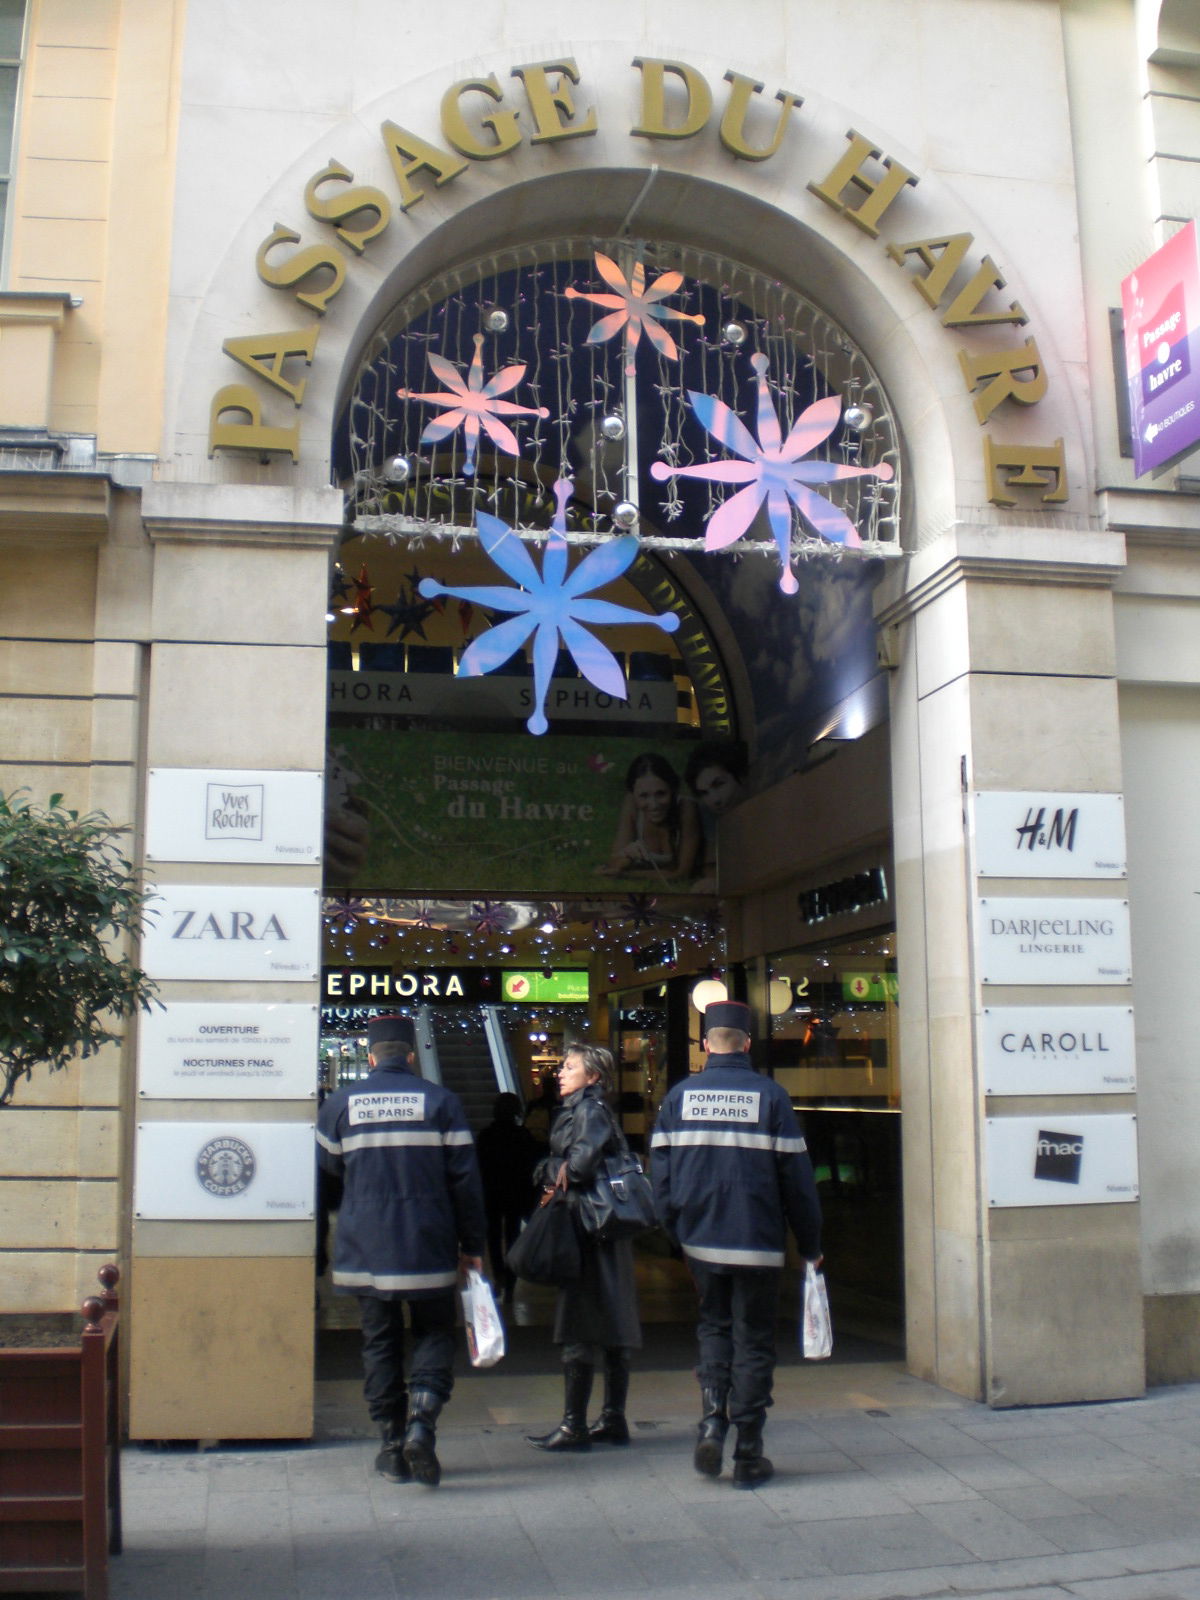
[1122,219,1200,476]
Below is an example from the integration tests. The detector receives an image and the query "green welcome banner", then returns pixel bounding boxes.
[327,728,703,895]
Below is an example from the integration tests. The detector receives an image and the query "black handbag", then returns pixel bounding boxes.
[505,1189,581,1286]
[575,1118,657,1242]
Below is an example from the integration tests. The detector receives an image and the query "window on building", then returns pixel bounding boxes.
[0,1,26,270]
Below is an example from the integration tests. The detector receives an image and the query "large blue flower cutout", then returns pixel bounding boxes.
[418,482,680,735]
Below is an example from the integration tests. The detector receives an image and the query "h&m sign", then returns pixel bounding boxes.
[972,792,1126,879]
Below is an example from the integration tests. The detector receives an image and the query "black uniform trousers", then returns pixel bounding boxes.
[688,1260,781,1427]
[357,1292,457,1423]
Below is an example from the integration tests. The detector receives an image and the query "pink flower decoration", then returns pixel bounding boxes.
[650,354,895,594]
[565,252,704,376]
[396,333,549,476]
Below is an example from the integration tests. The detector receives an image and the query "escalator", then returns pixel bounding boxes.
[414,1004,520,1131]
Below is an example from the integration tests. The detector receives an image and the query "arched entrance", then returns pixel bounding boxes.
[316,231,908,1350]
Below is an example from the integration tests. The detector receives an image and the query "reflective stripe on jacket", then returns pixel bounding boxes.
[317,1065,486,1298]
[650,1052,822,1270]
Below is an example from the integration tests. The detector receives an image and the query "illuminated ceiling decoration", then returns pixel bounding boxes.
[320,894,724,966]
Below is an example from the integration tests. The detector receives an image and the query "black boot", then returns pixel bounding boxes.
[373,1419,411,1483]
[731,1414,774,1488]
[401,1390,444,1487]
[588,1351,631,1445]
[693,1386,729,1477]
[527,1362,593,1451]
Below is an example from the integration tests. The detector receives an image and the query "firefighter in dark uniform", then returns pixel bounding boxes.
[650,999,822,1487]
[316,1014,486,1487]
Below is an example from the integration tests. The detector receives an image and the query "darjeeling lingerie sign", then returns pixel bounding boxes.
[326,728,704,894]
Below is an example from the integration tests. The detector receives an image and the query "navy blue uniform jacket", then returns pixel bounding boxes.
[650,1052,822,1269]
[317,1064,487,1298]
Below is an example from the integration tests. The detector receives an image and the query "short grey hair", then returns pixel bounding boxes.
[564,1043,615,1095]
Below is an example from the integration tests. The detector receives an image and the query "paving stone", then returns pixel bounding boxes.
[791,1511,977,1574]
[861,1450,985,1504]
[1031,1513,1139,1553]
[985,1482,1091,1520]
[917,1498,1060,1560]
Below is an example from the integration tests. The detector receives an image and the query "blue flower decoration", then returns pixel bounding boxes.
[419,482,680,735]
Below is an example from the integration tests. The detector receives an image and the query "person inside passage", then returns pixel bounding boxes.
[599,752,701,879]
[525,1044,642,1452]
[316,1013,487,1488]
[684,740,748,893]
[476,1091,541,1304]
[650,1000,822,1488]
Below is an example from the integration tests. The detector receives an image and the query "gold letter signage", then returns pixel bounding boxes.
[208,57,1067,508]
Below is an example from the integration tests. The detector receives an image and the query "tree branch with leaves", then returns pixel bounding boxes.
[0,791,158,1107]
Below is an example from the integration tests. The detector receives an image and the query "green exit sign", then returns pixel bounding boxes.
[501,970,591,1003]
[842,972,899,1003]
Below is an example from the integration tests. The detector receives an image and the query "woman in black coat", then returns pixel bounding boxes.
[527,1043,642,1451]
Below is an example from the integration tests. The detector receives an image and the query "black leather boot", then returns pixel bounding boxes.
[527,1362,593,1451]
[373,1419,411,1483]
[693,1385,729,1477]
[588,1351,631,1445]
[731,1414,774,1488]
[401,1390,444,1486]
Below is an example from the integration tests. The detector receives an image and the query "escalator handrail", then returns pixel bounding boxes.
[414,1003,442,1085]
[481,1005,520,1098]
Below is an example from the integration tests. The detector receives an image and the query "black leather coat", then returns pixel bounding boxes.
[541,1084,642,1351]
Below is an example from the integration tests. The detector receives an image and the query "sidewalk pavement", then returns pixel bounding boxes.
[107,1349,1200,1600]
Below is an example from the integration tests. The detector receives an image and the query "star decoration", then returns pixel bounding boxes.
[349,565,375,631]
[396,333,549,476]
[324,897,369,932]
[650,353,895,593]
[418,480,680,735]
[565,251,704,376]
[619,893,660,931]
[470,900,507,936]
[375,581,435,641]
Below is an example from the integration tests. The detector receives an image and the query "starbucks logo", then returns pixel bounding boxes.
[196,1135,256,1197]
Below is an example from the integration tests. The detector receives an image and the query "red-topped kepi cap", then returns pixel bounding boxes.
[367,1013,415,1050]
[704,999,753,1037]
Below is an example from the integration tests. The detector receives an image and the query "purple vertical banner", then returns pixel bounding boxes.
[1122,220,1200,476]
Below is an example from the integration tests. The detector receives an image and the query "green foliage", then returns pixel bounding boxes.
[0,790,158,1107]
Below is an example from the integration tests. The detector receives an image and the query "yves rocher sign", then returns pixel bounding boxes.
[1122,220,1200,477]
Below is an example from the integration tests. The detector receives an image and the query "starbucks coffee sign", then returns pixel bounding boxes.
[134,1121,315,1220]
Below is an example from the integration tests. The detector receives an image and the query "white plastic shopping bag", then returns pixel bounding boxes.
[461,1268,506,1368]
[801,1261,833,1360]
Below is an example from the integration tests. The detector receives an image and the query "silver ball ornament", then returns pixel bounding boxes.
[600,413,626,442]
[484,307,509,333]
[843,402,874,431]
[723,320,747,345]
[612,501,639,529]
[385,454,411,485]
